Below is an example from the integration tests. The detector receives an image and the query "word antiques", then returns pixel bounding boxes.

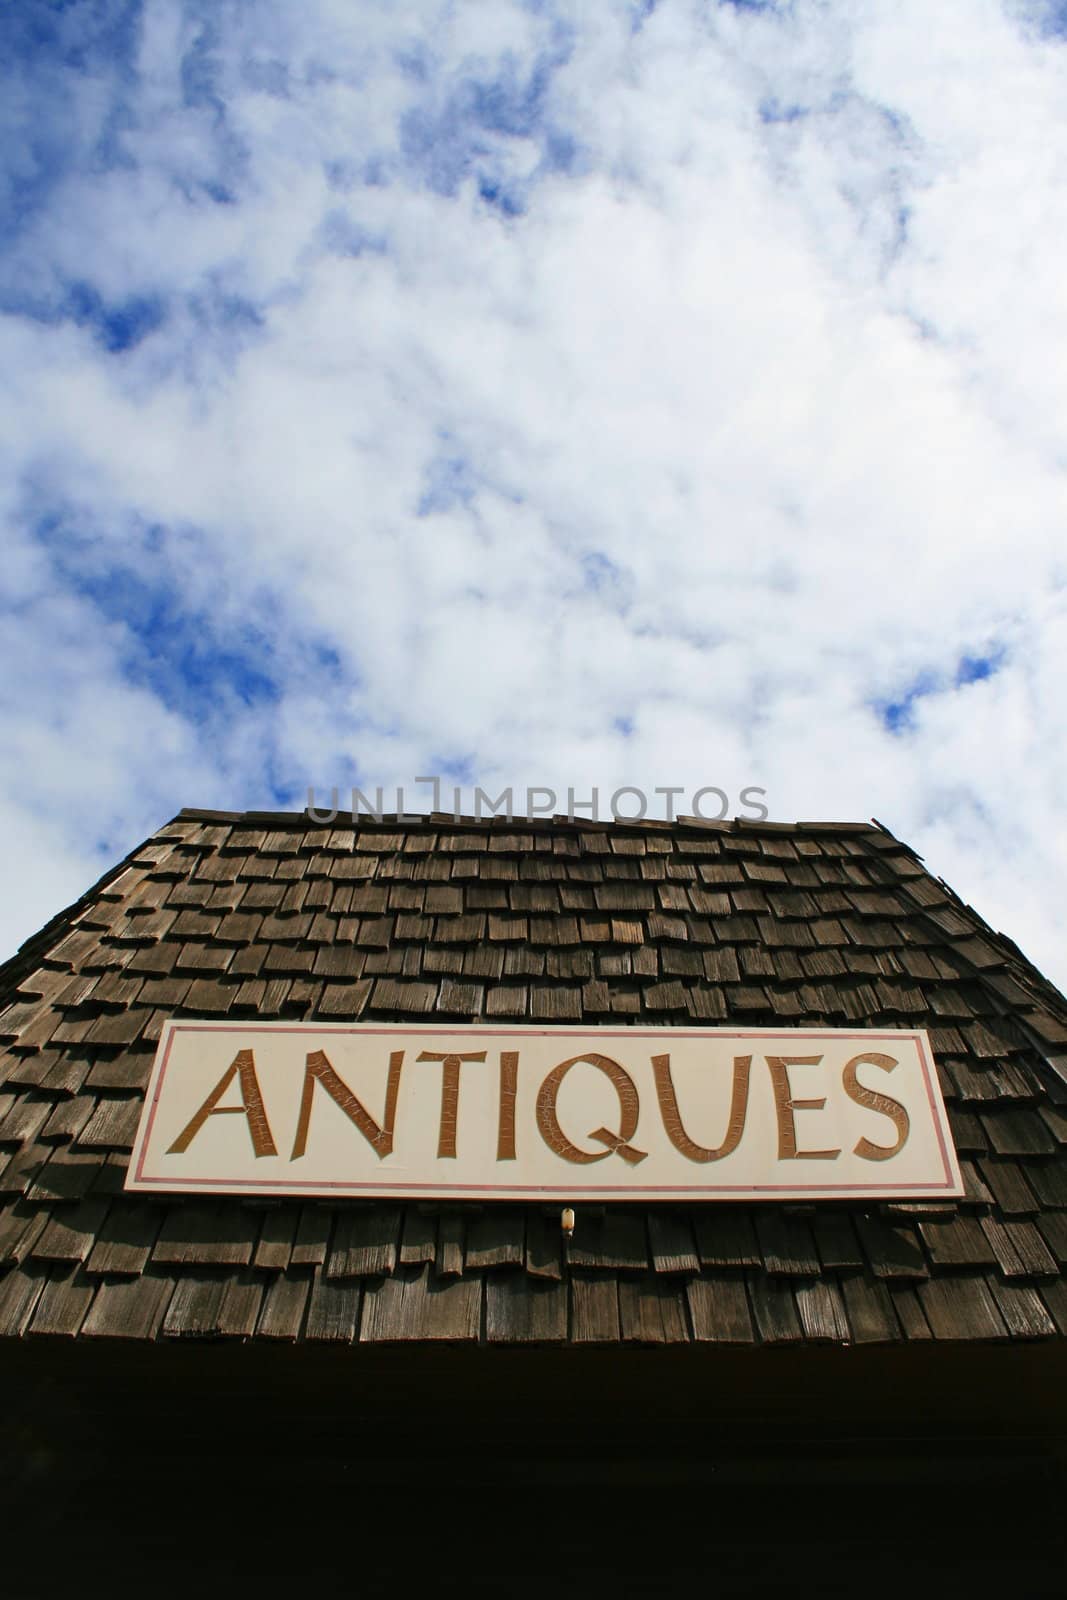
[127,1024,962,1202]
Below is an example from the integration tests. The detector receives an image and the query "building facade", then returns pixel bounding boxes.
[2,809,1066,1593]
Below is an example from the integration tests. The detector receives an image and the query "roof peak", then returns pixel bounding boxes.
[172,806,890,839]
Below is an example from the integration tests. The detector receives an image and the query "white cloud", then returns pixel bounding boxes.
[2,0,1067,988]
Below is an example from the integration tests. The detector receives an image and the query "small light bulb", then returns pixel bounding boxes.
[561,1206,575,1238]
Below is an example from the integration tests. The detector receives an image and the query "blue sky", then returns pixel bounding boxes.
[2,0,1067,987]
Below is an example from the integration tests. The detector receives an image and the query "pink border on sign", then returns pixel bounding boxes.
[130,1023,961,1197]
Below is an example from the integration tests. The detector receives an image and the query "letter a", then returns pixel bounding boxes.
[167,1049,277,1158]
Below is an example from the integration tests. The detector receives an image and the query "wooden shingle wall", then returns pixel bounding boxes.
[2,808,1067,1346]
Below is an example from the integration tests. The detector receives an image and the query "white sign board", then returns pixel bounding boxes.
[126,1022,962,1201]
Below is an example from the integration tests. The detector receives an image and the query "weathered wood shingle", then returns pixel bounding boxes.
[2,806,1067,1346]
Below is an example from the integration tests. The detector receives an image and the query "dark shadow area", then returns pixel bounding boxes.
[1,1340,1065,1597]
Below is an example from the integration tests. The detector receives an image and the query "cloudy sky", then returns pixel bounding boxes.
[2,0,1066,986]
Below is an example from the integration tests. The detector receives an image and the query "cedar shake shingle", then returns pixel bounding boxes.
[1,806,1067,1345]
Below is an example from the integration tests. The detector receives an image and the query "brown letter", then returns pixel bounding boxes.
[536,1053,647,1165]
[497,1051,518,1161]
[290,1049,403,1161]
[167,1049,277,1159]
[842,1052,910,1160]
[766,1055,840,1161]
[416,1051,487,1158]
[652,1053,752,1162]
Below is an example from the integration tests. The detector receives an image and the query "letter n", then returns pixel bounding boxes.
[167,1049,277,1158]
[290,1049,404,1161]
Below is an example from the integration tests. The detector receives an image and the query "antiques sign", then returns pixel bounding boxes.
[126,1023,962,1200]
